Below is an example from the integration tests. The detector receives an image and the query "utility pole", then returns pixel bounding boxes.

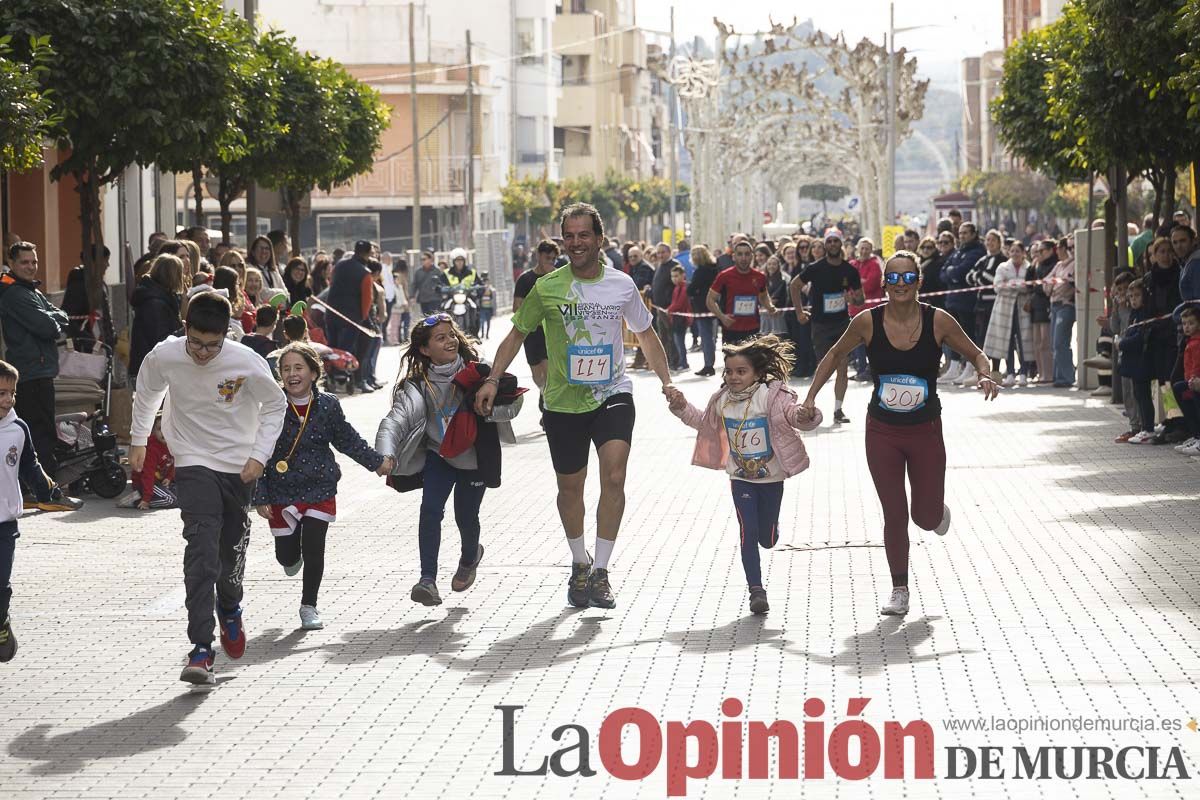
[886,1,896,227]
[465,29,476,246]
[409,2,421,253]
[667,6,677,243]
[244,0,257,244]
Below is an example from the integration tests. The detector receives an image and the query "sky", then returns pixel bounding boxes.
[636,0,1004,90]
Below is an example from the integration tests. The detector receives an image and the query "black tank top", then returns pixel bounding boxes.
[866,303,942,425]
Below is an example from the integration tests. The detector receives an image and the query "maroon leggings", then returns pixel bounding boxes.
[865,417,946,587]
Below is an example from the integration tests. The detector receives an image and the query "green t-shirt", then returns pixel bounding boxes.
[511,264,653,413]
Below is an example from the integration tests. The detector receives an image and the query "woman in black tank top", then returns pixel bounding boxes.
[799,250,999,617]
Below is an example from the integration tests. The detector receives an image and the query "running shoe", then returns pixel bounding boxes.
[36,495,84,512]
[938,362,963,385]
[1174,437,1200,452]
[934,504,951,536]
[1001,374,1016,388]
[1178,440,1200,456]
[954,364,978,386]
[410,579,442,606]
[695,367,716,377]
[1019,374,1029,387]
[0,618,16,663]
[451,544,485,592]
[748,587,770,615]
[284,555,303,577]
[299,605,323,630]
[180,645,215,685]
[833,409,850,424]
[1128,431,1155,444]
[1114,431,1135,443]
[218,606,246,660]
[587,568,616,609]
[567,555,593,608]
[881,587,910,616]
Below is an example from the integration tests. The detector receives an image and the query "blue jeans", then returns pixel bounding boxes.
[0,528,16,623]
[698,317,717,370]
[418,452,486,581]
[730,480,784,588]
[400,310,411,342]
[1051,303,1076,385]
[671,324,689,369]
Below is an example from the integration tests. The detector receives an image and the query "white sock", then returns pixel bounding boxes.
[835,398,843,412]
[567,535,588,564]
[594,537,616,570]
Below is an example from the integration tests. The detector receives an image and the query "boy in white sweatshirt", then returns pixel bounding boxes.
[0,360,68,663]
[131,292,285,684]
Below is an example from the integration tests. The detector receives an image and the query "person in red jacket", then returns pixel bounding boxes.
[666,265,692,371]
[1172,307,1200,454]
[126,416,177,509]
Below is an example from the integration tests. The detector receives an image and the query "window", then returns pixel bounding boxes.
[517,116,540,163]
[562,55,589,86]
[516,18,539,65]
[317,213,380,252]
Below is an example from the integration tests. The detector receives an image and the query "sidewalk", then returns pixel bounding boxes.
[2,314,1198,798]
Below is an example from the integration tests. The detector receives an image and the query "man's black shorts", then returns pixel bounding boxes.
[522,326,547,365]
[542,393,635,475]
[812,318,850,361]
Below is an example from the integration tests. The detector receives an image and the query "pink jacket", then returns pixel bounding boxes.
[672,380,823,477]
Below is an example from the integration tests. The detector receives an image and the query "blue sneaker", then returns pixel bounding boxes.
[180,645,215,684]
[218,606,245,660]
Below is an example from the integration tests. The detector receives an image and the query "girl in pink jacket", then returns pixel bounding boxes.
[665,334,822,615]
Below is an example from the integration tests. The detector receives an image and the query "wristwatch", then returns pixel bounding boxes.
[483,376,500,386]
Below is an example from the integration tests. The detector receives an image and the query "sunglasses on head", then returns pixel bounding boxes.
[884,271,920,286]
[420,313,452,327]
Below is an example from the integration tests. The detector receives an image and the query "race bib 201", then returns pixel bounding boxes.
[878,374,927,413]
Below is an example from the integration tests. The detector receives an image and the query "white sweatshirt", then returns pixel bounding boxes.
[131,336,286,474]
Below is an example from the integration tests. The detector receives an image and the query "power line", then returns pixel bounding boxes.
[374,108,453,163]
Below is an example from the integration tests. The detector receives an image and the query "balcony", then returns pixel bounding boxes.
[325,155,503,202]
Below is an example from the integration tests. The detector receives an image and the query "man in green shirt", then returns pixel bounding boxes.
[476,203,673,609]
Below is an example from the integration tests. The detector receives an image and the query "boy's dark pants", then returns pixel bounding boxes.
[176,466,252,647]
[0,526,17,622]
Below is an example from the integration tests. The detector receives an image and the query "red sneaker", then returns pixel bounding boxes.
[218,607,246,660]
[1114,432,1135,443]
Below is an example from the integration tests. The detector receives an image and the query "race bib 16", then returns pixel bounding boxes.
[725,416,771,458]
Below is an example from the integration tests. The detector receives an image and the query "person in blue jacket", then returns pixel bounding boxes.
[939,223,987,385]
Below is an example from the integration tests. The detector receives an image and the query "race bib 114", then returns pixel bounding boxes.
[567,343,614,385]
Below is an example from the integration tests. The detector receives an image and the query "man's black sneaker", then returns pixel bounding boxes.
[833,409,850,424]
[694,367,715,377]
[748,587,770,615]
[567,556,592,608]
[180,645,215,684]
[0,618,17,662]
[587,568,616,609]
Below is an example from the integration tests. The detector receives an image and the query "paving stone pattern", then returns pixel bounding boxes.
[1,315,1197,799]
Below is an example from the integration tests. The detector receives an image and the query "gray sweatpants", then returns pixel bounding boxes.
[176,466,252,647]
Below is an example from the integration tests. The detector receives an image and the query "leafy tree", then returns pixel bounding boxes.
[207,29,291,244]
[798,183,850,216]
[259,50,390,254]
[500,170,556,229]
[0,0,253,311]
[0,34,57,172]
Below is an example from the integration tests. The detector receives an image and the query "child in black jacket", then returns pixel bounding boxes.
[254,343,393,629]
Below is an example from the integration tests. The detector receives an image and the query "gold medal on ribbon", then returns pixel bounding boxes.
[743,458,761,474]
[275,460,289,474]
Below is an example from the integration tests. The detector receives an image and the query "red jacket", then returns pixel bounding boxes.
[134,435,175,503]
[1185,334,1200,381]
[667,283,690,319]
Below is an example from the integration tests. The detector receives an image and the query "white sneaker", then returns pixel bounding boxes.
[934,504,951,536]
[1173,437,1198,452]
[1128,431,1155,444]
[1179,440,1200,456]
[1019,374,1029,387]
[938,362,963,385]
[955,364,978,386]
[299,605,323,630]
[881,587,910,616]
[1001,374,1016,388]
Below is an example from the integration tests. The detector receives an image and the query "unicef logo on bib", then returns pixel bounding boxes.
[878,374,927,413]
[567,343,614,385]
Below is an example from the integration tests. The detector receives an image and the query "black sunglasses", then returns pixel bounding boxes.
[884,271,920,285]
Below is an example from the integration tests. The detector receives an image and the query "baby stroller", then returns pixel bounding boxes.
[304,307,362,394]
[54,341,126,498]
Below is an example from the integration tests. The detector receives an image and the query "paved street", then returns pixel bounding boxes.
[2,314,1198,799]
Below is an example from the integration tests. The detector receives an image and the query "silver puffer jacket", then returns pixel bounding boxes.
[375,371,522,476]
